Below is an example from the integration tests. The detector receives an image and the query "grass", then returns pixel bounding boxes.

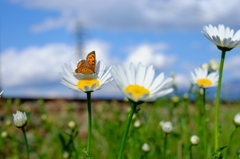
[0,97,239,159]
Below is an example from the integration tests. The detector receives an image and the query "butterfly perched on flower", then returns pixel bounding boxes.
[75,51,96,74]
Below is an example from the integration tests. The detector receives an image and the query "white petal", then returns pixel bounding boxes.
[136,63,146,86]
[84,86,89,91]
[149,73,164,91]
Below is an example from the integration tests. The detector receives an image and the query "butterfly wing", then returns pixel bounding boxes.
[75,60,94,74]
[75,67,94,74]
[87,51,96,71]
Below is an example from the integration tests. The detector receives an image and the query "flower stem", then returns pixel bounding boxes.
[86,92,92,158]
[202,88,207,157]
[215,50,226,152]
[184,98,189,157]
[21,127,29,159]
[189,145,193,159]
[118,102,137,159]
[224,126,238,159]
[163,133,168,159]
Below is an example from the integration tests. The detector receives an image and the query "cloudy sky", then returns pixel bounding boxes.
[1,0,240,99]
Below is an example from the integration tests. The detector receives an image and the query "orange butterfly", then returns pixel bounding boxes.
[75,51,96,74]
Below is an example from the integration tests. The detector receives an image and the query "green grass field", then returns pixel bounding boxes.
[0,97,240,159]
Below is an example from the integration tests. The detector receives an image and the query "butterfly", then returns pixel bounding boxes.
[75,51,96,74]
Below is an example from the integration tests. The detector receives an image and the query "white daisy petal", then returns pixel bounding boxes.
[149,73,164,91]
[60,60,112,93]
[111,62,173,102]
[202,24,240,50]
[190,67,219,88]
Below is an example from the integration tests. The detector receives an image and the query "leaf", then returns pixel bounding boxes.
[58,133,66,150]
[218,123,222,136]
[212,146,227,159]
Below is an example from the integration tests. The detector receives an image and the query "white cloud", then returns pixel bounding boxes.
[174,74,191,89]
[1,39,113,87]
[10,0,240,32]
[224,55,240,71]
[125,43,175,70]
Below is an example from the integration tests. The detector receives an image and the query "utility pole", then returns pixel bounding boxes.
[74,20,84,99]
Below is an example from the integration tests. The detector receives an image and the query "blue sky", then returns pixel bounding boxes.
[1,0,240,99]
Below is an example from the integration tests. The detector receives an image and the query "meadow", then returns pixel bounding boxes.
[0,94,239,159]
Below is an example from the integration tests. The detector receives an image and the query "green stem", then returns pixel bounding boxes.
[118,102,137,159]
[224,126,238,159]
[202,88,207,158]
[21,127,30,159]
[184,99,189,157]
[189,145,193,159]
[163,133,168,159]
[215,50,226,152]
[86,92,92,158]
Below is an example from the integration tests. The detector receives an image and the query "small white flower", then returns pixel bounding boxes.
[1,131,8,139]
[234,113,240,126]
[134,120,141,128]
[190,135,200,145]
[209,59,220,71]
[60,60,113,93]
[13,111,27,128]
[162,121,173,134]
[142,143,150,152]
[111,62,173,102]
[201,63,209,70]
[191,67,219,88]
[202,24,240,50]
[68,121,76,130]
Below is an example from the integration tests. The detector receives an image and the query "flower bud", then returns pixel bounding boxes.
[131,114,136,119]
[1,131,8,139]
[234,113,240,126]
[134,120,141,128]
[199,88,204,95]
[183,93,189,100]
[209,59,220,71]
[171,95,179,103]
[41,114,47,121]
[13,110,27,128]
[63,151,70,159]
[201,63,209,70]
[5,119,11,127]
[68,121,76,130]
[170,72,175,78]
[162,121,173,134]
[142,143,150,152]
[190,135,200,145]
[159,121,165,127]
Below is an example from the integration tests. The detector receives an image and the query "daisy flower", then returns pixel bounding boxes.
[60,60,113,92]
[191,67,219,88]
[202,24,240,50]
[111,62,173,102]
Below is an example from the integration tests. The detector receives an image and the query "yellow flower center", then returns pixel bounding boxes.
[196,79,212,87]
[77,78,99,90]
[220,40,223,44]
[125,85,150,100]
